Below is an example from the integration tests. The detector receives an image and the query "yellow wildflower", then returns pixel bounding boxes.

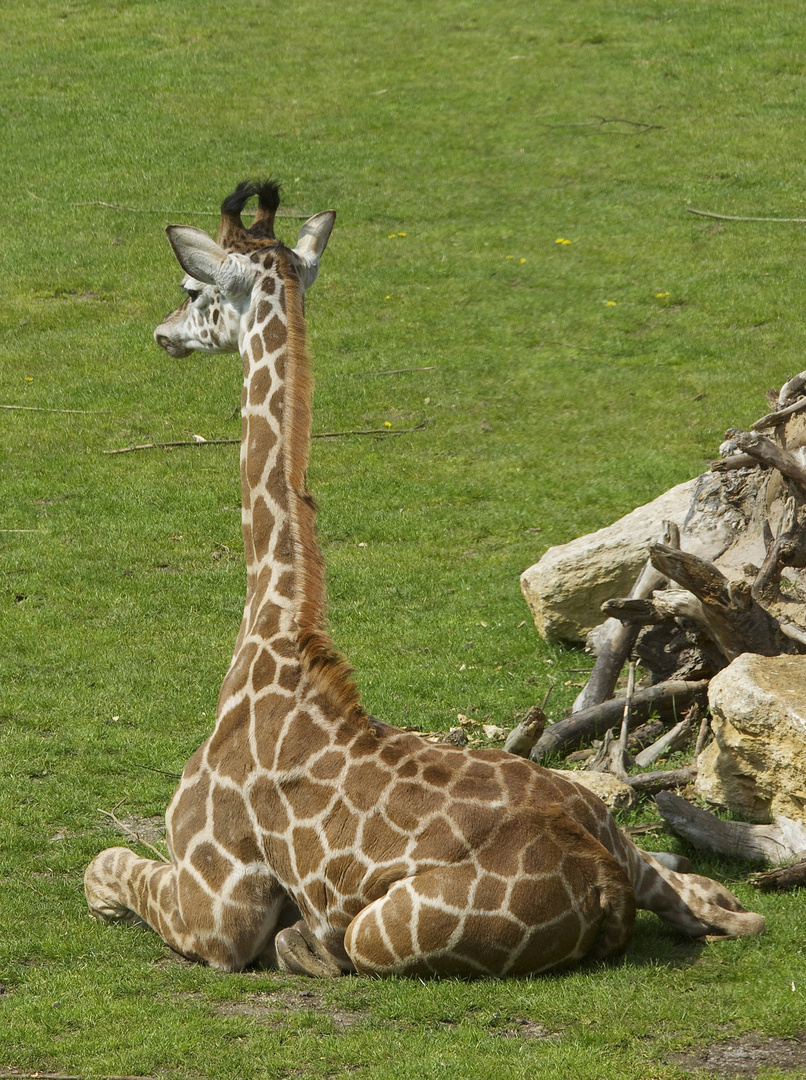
[605,301,617,307]
[384,422,392,428]
[519,258,526,264]
[397,232,407,237]
[555,238,572,245]
[656,291,670,298]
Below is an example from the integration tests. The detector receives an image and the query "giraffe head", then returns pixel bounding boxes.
[154,179,335,358]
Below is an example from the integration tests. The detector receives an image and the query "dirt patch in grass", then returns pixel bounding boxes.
[667,1031,806,1077]
[199,987,363,1031]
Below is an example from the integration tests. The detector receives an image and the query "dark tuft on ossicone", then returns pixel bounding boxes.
[218,178,283,247]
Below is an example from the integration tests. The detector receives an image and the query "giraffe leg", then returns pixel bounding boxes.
[85,846,289,970]
[343,848,635,979]
[274,919,346,978]
[631,852,766,939]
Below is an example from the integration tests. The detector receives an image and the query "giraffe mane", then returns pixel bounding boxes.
[278,252,367,724]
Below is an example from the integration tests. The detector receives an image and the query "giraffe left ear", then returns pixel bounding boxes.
[292,211,336,290]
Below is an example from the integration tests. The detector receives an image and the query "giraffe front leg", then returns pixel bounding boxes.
[274,919,347,978]
[85,846,289,970]
[85,846,201,955]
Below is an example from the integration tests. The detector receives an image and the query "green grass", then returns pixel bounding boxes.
[3,1,806,1077]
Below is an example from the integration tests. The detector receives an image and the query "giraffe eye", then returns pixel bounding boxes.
[185,288,201,303]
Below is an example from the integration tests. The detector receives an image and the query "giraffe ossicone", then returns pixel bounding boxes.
[85,179,765,978]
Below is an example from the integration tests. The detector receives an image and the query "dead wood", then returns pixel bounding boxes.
[727,429,806,490]
[655,791,806,863]
[584,728,631,779]
[648,544,787,660]
[776,370,806,409]
[634,716,692,768]
[750,859,806,892]
[752,496,806,605]
[627,767,697,795]
[710,452,762,472]
[530,679,708,764]
[504,703,547,758]
[573,522,678,713]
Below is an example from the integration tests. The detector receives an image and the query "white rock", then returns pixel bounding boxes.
[520,479,698,643]
[696,653,806,824]
[550,768,637,811]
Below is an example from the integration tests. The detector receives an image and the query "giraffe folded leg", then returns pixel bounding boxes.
[85,846,289,970]
[343,852,635,979]
[275,919,345,977]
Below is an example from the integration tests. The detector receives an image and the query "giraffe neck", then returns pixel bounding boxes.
[217,252,361,722]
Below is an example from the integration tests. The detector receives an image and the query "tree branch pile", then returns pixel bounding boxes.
[509,372,806,873]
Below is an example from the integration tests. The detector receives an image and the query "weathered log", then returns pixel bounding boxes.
[751,397,806,431]
[628,767,697,795]
[750,859,806,892]
[711,452,763,472]
[504,704,547,758]
[572,522,679,714]
[752,496,806,606]
[649,543,787,660]
[728,428,806,490]
[530,679,708,764]
[776,369,806,409]
[655,790,806,864]
[584,728,631,780]
[634,716,693,768]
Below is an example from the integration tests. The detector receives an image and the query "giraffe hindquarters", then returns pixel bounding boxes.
[343,853,635,979]
[85,846,289,970]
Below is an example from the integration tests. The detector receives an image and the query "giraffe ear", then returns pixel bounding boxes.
[292,211,336,290]
[166,226,228,284]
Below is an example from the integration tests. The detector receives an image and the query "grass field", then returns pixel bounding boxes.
[2,2,806,1077]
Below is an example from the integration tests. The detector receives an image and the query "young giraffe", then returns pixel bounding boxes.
[84,180,765,977]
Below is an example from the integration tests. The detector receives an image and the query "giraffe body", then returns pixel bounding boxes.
[85,180,765,977]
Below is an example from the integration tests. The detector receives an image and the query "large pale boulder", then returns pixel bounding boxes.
[696,654,806,824]
[550,768,637,812]
[520,479,698,643]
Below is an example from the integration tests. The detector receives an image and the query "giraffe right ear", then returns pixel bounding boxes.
[165,226,254,295]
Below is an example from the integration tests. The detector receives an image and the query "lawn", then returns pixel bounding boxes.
[1,1,805,1077]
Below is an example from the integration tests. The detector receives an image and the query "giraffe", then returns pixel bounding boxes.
[84,179,765,978]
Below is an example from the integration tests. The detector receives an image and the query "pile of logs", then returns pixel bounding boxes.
[506,371,806,887]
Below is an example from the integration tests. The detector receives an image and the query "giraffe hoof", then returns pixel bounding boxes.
[275,922,342,978]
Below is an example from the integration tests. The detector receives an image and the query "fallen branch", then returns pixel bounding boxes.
[104,438,240,454]
[727,429,806,490]
[2,404,111,414]
[634,716,692,768]
[687,207,806,223]
[655,790,806,864]
[530,679,709,763]
[649,543,788,660]
[105,421,429,453]
[750,859,806,892]
[751,396,806,431]
[573,521,678,713]
[627,767,697,795]
[97,808,169,863]
[351,366,436,377]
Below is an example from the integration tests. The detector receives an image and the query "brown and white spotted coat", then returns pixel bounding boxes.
[84,180,765,978]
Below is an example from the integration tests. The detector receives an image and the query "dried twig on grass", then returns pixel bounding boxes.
[687,207,806,223]
[351,366,436,377]
[104,421,428,454]
[97,808,169,863]
[27,189,309,219]
[2,404,112,414]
